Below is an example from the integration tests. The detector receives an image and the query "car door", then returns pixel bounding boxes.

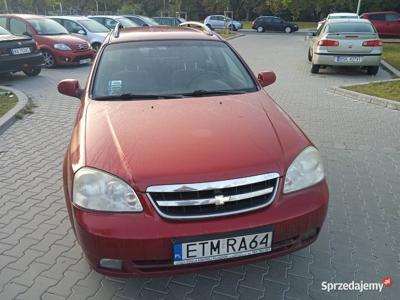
[271,17,284,31]
[263,17,274,31]
[103,18,118,30]
[385,13,400,36]
[367,14,386,36]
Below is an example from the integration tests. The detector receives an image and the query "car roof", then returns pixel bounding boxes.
[328,13,359,17]
[107,26,222,44]
[88,15,126,19]
[48,16,89,21]
[325,18,372,24]
[362,11,399,15]
[2,14,46,20]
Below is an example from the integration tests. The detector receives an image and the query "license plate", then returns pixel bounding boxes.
[11,47,31,55]
[173,228,273,265]
[335,56,362,63]
[79,58,91,64]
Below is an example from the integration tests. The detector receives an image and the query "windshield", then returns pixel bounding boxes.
[329,15,359,20]
[327,23,375,33]
[79,19,109,33]
[28,19,69,35]
[140,16,159,26]
[92,40,257,100]
[116,18,138,28]
[0,26,10,35]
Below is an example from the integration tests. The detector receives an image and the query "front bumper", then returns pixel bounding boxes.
[313,52,381,66]
[53,49,96,65]
[0,52,44,73]
[67,180,328,277]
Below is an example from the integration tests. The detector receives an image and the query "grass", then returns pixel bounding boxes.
[0,89,17,118]
[344,80,400,102]
[218,31,239,39]
[242,21,317,30]
[383,43,400,70]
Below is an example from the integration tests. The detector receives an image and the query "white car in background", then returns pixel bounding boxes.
[49,16,109,51]
[317,13,360,30]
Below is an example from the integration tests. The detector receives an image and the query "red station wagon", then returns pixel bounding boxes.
[0,14,95,67]
[58,24,329,277]
[361,11,400,37]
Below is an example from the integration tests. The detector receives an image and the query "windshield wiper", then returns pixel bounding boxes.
[95,93,185,100]
[183,90,248,97]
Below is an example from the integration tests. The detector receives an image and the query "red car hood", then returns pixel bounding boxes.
[34,34,87,47]
[85,91,288,191]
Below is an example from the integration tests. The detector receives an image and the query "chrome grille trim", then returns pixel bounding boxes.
[156,187,274,207]
[147,173,280,193]
[146,173,280,220]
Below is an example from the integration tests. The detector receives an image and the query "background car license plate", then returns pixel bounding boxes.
[173,229,273,265]
[11,47,31,55]
[335,56,362,63]
[79,58,91,64]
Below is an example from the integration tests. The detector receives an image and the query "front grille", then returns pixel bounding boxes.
[147,173,280,219]
[73,43,89,51]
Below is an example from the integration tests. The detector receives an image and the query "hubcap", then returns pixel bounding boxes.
[43,52,54,67]
[257,26,263,32]
[285,27,291,33]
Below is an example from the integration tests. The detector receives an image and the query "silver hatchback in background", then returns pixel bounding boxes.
[308,19,382,75]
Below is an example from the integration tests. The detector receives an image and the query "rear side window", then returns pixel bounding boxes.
[368,14,385,21]
[0,17,7,29]
[386,14,400,21]
[10,18,28,35]
[327,23,375,33]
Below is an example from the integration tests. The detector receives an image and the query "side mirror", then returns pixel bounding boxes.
[77,29,86,35]
[257,71,276,87]
[58,79,82,98]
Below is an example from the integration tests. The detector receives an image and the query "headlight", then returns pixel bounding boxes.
[54,43,72,51]
[73,167,143,212]
[284,146,324,194]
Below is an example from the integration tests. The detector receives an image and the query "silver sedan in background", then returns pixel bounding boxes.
[49,16,109,51]
[308,19,382,75]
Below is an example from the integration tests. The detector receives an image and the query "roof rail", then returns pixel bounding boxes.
[178,21,213,35]
[113,22,123,38]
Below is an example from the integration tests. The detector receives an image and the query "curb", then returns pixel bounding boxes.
[0,85,29,134]
[225,33,245,41]
[380,60,400,78]
[329,79,400,111]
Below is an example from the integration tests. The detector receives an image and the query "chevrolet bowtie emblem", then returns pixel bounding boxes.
[212,194,230,206]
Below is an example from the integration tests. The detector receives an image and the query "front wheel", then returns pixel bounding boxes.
[367,66,379,75]
[284,26,292,33]
[42,50,55,68]
[256,26,264,33]
[91,43,101,52]
[23,67,41,77]
[206,24,213,30]
[311,63,320,74]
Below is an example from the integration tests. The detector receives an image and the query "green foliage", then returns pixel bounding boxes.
[3,0,399,21]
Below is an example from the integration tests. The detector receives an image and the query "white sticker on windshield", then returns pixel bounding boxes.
[107,80,122,95]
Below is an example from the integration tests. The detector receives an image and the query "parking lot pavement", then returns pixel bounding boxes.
[0,33,398,300]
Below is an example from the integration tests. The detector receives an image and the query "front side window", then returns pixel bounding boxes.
[115,18,138,28]
[63,20,84,34]
[92,40,257,99]
[369,14,385,21]
[28,19,68,35]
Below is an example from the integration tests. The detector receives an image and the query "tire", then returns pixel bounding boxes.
[284,26,292,33]
[311,63,320,74]
[23,67,41,77]
[91,42,101,52]
[367,66,379,75]
[206,24,213,30]
[256,26,264,33]
[42,50,55,68]
[307,48,312,62]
